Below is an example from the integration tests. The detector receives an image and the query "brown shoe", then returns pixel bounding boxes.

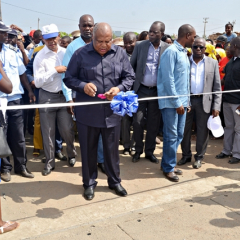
[163,171,179,182]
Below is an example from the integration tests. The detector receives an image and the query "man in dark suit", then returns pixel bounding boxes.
[64,23,135,201]
[130,21,169,163]
[178,37,222,168]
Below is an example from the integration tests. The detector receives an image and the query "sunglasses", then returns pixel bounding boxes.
[193,45,205,50]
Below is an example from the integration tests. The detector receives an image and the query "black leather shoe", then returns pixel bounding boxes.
[145,154,159,164]
[177,157,192,165]
[228,157,240,164]
[68,157,76,167]
[163,172,179,182]
[98,163,106,174]
[55,152,67,161]
[109,184,127,197]
[84,186,95,200]
[193,160,202,169]
[123,148,130,155]
[1,171,11,182]
[160,167,182,175]
[42,167,55,176]
[132,152,141,163]
[216,152,232,159]
[16,168,35,178]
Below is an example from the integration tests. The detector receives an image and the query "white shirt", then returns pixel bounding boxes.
[33,45,66,92]
[190,55,205,94]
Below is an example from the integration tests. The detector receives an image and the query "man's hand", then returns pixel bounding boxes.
[176,105,185,115]
[237,105,240,110]
[187,107,191,113]
[212,109,219,118]
[10,24,23,32]
[17,41,25,52]
[30,81,36,89]
[84,83,97,97]
[67,100,74,115]
[55,66,67,73]
[104,87,120,101]
[28,90,36,103]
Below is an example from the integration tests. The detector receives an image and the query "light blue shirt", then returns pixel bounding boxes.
[142,43,160,87]
[157,40,190,109]
[62,36,86,100]
[0,44,26,102]
[190,55,205,94]
[28,41,43,60]
[223,33,237,42]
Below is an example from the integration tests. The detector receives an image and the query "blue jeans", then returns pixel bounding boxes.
[161,108,187,173]
[97,134,104,163]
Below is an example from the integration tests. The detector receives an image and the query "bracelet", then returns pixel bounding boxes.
[0,73,2,80]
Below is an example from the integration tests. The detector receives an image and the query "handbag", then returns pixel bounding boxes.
[0,110,12,158]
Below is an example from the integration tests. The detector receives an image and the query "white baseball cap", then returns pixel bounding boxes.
[207,115,224,138]
[42,24,59,39]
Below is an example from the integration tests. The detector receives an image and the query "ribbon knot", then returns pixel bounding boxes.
[110,91,139,117]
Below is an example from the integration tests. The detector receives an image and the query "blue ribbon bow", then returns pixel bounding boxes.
[110,91,139,117]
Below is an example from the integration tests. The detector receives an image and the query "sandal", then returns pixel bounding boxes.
[0,221,19,234]
[33,149,40,157]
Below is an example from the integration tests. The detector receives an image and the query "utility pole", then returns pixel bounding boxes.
[203,17,209,39]
[38,18,40,30]
[0,0,2,21]
[232,20,236,29]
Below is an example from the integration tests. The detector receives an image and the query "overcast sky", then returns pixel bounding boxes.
[2,0,240,36]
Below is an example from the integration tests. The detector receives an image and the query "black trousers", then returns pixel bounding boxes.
[181,97,210,160]
[133,85,161,155]
[121,115,135,149]
[1,99,27,173]
[77,122,121,189]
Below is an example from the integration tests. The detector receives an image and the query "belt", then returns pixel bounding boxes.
[191,94,202,98]
[42,89,63,95]
[141,84,157,89]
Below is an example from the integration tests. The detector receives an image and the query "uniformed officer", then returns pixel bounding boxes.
[64,22,135,200]
[0,21,36,182]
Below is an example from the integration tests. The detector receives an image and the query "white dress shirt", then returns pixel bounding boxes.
[33,45,66,93]
[190,55,205,94]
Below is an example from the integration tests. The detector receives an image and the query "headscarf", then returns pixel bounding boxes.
[205,42,217,60]
[216,48,226,59]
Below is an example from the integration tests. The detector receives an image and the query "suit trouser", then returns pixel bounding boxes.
[181,97,210,160]
[133,85,160,155]
[77,122,121,189]
[222,102,240,159]
[39,89,75,170]
[1,99,27,173]
[122,115,135,149]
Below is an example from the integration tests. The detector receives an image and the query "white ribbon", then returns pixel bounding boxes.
[0,89,239,111]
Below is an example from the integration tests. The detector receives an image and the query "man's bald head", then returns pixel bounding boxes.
[194,37,206,46]
[93,22,112,37]
[123,32,137,54]
[93,23,113,56]
[177,24,196,48]
[123,32,136,42]
[78,14,94,40]
[231,36,240,48]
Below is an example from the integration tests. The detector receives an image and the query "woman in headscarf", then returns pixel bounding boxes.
[216,48,226,63]
[205,42,217,60]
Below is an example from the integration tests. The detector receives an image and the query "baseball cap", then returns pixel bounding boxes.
[7,29,18,36]
[217,35,227,43]
[0,21,10,32]
[29,30,35,38]
[207,116,224,138]
[42,24,59,39]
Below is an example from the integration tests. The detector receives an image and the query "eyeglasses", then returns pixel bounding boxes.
[193,45,205,50]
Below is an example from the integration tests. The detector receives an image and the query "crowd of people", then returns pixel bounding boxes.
[0,15,240,234]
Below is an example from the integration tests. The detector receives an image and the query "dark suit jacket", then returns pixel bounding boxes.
[130,40,169,93]
[190,56,222,113]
